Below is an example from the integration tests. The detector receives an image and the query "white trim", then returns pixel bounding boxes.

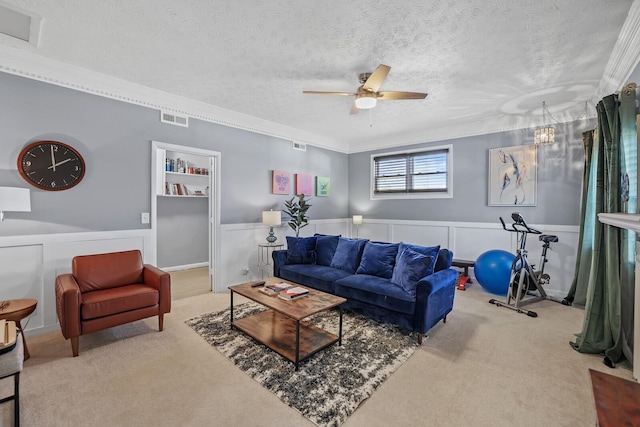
[370,144,453,200]
[161,262,208,272]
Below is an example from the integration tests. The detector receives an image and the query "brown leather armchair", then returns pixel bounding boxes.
[55,250,171,357]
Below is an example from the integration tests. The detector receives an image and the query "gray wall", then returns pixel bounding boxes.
[349,120,592,226]
[0,71,349,270]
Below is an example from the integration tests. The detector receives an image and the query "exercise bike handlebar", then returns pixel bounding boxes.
[499,212,541,234]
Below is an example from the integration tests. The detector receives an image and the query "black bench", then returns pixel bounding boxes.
[451,259,474,284]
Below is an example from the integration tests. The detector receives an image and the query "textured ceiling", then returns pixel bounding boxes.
[0,0,637,152]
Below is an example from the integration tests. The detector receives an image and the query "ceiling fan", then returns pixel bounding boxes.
[303,64,428,114]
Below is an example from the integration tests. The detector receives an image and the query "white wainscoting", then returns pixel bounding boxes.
[0,230,153,337]
[220,218,579,299]
[1,219,578,337]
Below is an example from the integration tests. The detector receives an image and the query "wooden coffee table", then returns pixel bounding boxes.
[228,278,346,370]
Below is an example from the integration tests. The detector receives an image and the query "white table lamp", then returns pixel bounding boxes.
[0,187,31,222]
[262,210,282,243]
[352,215,363,239]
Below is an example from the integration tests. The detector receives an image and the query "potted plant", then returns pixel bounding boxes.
[283,194,312,236]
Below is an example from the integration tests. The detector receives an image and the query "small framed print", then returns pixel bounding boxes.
[272,170,291,194]
[316,176,330,197]
[296,173,313,196]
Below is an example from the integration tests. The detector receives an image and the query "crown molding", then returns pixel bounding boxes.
[0,44,348,154]
[596,0,640,98]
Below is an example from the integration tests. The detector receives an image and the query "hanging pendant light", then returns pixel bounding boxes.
[534,101,555,145]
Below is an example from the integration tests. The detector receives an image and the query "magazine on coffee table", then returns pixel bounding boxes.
[278,286,309,300]
[266,282,293,293]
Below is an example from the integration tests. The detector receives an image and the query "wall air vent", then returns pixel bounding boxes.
[160,111,189,127]
[292,141,306,151]
[0,2,41,46]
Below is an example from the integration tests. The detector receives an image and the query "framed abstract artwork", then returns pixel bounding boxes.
[316,176,330,197]
[272,170,291,195]
[296,173,313,196]
[488,144,537,206]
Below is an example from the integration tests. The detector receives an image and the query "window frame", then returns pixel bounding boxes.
[370,144,453,200]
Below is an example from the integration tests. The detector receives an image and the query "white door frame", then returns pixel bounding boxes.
[150,140,222,293]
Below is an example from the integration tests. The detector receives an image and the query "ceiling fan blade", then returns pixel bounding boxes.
[350,103,360,115]
[303,91,356,96]
[377,91,428,100]
[362,64,390,92]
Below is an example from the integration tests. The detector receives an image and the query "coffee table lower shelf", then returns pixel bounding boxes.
[232,309,340,370]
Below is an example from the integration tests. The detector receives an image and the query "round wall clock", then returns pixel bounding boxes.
[17,141,86,191]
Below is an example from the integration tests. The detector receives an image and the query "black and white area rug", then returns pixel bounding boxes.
[186,302,419,427]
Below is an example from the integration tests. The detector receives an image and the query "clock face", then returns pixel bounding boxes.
[18,141,86,191]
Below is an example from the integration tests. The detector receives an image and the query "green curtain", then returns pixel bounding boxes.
[569,90,636,369]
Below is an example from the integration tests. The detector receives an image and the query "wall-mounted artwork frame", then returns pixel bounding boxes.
[488,144,537,206]
[272,170,291,195]
[296,173,313,196]
[316,176,330,197]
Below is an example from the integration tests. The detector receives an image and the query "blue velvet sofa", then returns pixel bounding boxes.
[272,234,458,343]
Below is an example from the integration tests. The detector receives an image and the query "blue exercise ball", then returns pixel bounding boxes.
[474,250,515,296]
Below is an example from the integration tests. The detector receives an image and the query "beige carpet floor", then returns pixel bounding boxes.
[0,283,635,426]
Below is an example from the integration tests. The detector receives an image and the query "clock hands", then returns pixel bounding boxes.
[47,158,73,169]
[50,145,56,171]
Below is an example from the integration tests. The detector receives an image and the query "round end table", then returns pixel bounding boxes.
[0,299,37,360]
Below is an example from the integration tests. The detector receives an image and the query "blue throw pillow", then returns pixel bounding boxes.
[286,236,317,264]
[315,234,340,266]
[397,242,440,266]
[391,247,435,297]
[355,241,399,279]
[330,237,368,273]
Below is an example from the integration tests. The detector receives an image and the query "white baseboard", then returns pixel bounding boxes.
[162,262,209,272]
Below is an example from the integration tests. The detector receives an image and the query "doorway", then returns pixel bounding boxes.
[151,141,221,293]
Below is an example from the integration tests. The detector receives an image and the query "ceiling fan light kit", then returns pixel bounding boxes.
[355,94,377,109]
[303,64,427,114]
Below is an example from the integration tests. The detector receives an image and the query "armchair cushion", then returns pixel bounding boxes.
[73,250,144,292]
[81,284,159,320]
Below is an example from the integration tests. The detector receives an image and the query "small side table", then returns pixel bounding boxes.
[0,299,37,361]
[258,243,284,279]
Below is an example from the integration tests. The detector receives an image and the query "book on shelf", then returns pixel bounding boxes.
[266,282,293,293]
[278,286,309,300]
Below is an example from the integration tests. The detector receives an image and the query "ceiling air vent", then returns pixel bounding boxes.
[160,111,189,127]
[0,2,42,46]
[293,141,306,151]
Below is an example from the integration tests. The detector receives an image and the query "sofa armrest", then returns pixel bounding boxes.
[143,264,171,314]
[414,268,458,334]
[55,274,82,339]
[272,250,287,277]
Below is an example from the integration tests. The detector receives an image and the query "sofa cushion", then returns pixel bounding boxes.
[334,274,415,315]
[434,248,453,271]
[279,264,352,294]
[81,284,159,320]
[397,242,440,263]
[315,234,340,266]
[330,237,368,273]
[286,236,317,264]
[355,241,399,279]
[391,248,435,297]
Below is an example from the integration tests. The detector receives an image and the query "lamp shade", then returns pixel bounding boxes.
[262,210,281,226]
[0,187,31,212]
[352,215,363,225]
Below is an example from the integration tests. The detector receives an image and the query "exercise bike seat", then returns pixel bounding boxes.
[539,234,558,243]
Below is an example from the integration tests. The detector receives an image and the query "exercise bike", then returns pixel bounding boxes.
[489,212,568,317]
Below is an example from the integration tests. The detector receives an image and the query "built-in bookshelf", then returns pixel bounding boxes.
[158,150,210,197]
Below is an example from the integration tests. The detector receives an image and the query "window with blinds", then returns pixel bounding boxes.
[371,145,452,199]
